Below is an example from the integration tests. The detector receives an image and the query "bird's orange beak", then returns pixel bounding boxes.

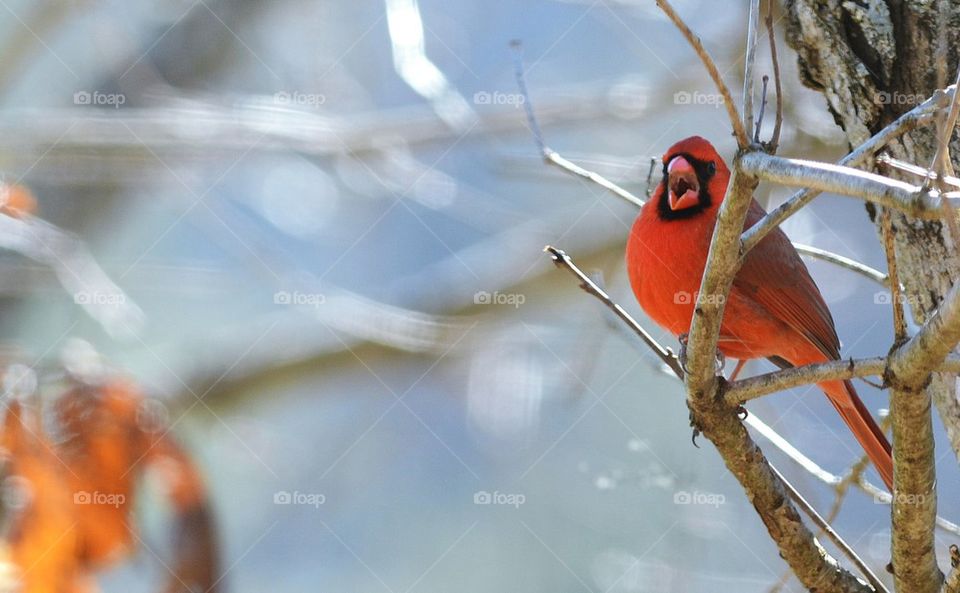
[667,156,700,211]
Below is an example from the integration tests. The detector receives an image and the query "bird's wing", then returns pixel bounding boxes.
[734,200,841,360]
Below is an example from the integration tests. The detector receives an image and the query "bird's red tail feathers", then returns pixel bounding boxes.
[821,379,893,491]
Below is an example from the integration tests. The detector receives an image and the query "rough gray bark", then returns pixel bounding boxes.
[785,2,960,592]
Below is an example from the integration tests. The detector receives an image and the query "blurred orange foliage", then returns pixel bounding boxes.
[0,375,219,593]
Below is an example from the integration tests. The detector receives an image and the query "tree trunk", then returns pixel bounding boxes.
[785,1,960,591]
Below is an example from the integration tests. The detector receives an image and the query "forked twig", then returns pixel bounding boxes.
[741,87,951,254]
[655,0,750,148]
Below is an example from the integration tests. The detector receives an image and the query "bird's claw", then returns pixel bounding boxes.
[677,333,689,374]
[676,333,725,376]
[688,408,702,448]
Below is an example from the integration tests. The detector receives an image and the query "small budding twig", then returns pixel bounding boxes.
[644,157,658,198]
[754,75,769,145]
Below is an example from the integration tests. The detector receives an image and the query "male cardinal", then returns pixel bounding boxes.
[626,135,893,490]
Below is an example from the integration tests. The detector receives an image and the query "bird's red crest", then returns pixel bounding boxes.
[662,136,724,169]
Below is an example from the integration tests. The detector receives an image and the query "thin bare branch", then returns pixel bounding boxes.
[922,64,960,194]
[769,464,890,593]
[755,75,769,144]
[655,0,750,148]
[0,213,144,339]
[751,410,960,539]
[878,154,960,189]
[764,0,783,152]
[543,245,683,376]
[742,0,762,142]
[510,40,546,154]
[793,244,888,286]
[724,356,960,405]
[925,64,960,256]
[511,41,646,209]
[644,157,658,198]
[738,152,945,219]
[542,152,646,208]
[933,0,950,99]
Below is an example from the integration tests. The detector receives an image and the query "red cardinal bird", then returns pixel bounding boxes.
[626,135,893,490]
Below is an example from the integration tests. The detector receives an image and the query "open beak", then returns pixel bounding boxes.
[667,156,700,211]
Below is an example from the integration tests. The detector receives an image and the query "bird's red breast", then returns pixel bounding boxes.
[625,135,893,489]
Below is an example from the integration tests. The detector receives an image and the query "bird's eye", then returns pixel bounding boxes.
[706,162,716,175]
